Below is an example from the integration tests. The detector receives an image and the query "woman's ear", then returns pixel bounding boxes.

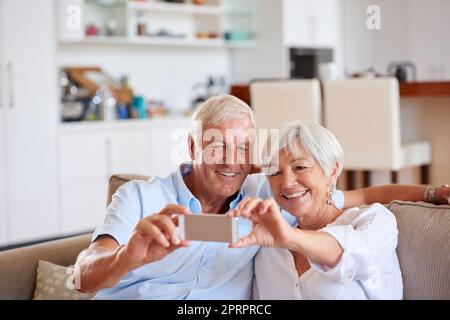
[328,162,340,188]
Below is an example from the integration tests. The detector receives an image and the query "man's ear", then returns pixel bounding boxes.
[188,135,195,161]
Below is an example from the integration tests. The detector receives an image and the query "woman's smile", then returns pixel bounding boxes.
[281,189,310,201]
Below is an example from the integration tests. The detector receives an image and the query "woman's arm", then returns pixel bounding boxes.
[343,184,450,208]
[229,197,343,268]
[288,229,343,268]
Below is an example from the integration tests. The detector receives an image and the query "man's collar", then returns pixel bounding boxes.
[174,162,244,213]
[175,163,200,213]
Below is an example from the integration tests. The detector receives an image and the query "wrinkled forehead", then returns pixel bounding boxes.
[264,138,312,168]
[202,118,256,144]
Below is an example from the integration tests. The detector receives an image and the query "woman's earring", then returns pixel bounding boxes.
[327,189,333,206]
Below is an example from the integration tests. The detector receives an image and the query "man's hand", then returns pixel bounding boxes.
[228,197,296,249]
[123,204,191,269]
[74,204,191,293]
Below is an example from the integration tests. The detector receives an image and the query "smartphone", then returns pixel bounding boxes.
[178,213,239,243]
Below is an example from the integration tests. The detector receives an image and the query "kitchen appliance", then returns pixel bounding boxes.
[387,61,417,82]
[290,48,333,79]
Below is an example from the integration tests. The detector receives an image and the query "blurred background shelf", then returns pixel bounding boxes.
[59,115,191,131]
[59,0,256,47]
[60,35,227,47]
[127,1,222,15]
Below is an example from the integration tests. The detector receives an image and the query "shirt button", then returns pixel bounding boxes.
[296,283,299,287]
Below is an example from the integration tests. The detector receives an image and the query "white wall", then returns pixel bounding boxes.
[229,0,285,83]
[230,0,346,83]
[343,0,450,80]
[283,0,344,75]
[57,45,231,112]
[404,0,450,80]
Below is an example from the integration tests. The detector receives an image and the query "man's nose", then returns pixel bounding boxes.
[224,146,249,165]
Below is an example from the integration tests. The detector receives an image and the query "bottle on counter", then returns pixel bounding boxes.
[131,96,147,119]
[117,103,128,119]
[85,95,100,121]
[97,85,117,121]
[136,11,147,36]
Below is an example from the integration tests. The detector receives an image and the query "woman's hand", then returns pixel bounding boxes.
[228,197,296,249]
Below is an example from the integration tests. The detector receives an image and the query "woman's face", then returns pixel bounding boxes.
[267,142,334,219]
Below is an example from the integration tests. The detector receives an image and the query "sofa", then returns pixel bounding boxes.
[0,174,449,300]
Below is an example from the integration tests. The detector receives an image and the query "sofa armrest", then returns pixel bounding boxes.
[0,234,91,300]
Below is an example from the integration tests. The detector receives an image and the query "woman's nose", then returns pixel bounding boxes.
[281,169,298,189]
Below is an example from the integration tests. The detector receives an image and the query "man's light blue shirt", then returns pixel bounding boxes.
[92,163,344,300]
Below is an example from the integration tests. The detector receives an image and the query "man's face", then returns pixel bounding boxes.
[191,116,254,199]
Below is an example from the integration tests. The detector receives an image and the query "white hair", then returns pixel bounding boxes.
[190,94,256,147]
[263,120,344,184]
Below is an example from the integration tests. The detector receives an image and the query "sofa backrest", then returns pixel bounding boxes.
[108,175,450,300]
[107,174,151,206]
[1,174,449,300]
[108,176,450,300]
[387,200,450,300]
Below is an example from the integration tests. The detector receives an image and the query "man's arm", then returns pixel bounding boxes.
[74,204,190,293]
[343,184,450,208]
[74,236,137,293]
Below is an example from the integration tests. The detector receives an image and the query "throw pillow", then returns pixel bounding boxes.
[33,260,95,300]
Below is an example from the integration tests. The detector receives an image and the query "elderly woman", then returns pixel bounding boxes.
[229,120,403,300]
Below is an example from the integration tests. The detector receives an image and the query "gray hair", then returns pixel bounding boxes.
[191,94,256,147]
[263,120,344,184]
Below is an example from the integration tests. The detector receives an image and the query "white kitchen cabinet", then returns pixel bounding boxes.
[59,132,109,234]
[59,132,110,183]
[0,0,7,246]
[283,0,342,48]
[60,180,108,235]
[146,118,191,177]
[58,117,191,236]
[110,130,150,176]
[0,0,59,245]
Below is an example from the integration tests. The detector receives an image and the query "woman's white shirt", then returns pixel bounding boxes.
[252,203,403,300]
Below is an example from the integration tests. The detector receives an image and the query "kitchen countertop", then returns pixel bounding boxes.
[59,115,192,133]
[399,81,450,97]
[230,81,450,106]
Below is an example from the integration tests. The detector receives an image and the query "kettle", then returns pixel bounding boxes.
[387,61,417,82]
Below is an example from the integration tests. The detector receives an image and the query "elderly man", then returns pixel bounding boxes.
[74,94,449,299]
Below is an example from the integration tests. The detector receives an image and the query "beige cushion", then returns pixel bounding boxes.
[107,174,150,206]
[387,200,450,300]
[0,234,91,299]
[33,260,94,300]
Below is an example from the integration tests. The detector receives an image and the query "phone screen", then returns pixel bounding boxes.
[178,213,239,243]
